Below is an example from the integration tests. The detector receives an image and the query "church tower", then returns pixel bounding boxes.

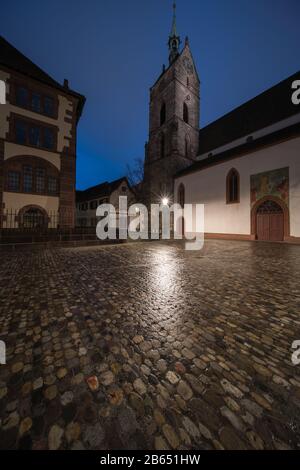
[143,2,200,203]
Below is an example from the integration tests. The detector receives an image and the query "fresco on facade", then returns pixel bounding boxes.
[250,167,289,206]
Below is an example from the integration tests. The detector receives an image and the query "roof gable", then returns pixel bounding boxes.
[76,177,130,202]
[198,70,300,155]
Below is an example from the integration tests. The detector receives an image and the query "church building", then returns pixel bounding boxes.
[143,3,200,203]
[144,4,300,243]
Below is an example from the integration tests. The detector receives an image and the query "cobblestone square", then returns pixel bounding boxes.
[0,240,300,450]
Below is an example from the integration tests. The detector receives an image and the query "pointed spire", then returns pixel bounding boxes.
[168,1,181,65]
[170,2,177,37]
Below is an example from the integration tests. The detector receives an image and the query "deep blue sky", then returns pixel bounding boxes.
[2,0,300,189]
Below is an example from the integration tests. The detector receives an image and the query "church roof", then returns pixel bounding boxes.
[198,70,300,155]
[175,70,300,178]
[176,121,300,178]
[0,35,85,119]
[76,177,129,203]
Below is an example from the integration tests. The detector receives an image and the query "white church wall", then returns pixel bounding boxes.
[175,136,300,239]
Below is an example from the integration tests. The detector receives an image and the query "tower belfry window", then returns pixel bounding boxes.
[183,102,189,124]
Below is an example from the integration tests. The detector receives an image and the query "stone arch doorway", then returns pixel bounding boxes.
[19,205,49,230]
[251,196,289,242]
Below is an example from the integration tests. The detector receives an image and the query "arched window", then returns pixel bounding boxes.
[178,184,185,208]
[4,155,59,196]
[160,103,166,126]
[19,205,49,229]
[160,135,165,158]
[226,169,240,204]
[23,208,47,229]
[183,102,189,124]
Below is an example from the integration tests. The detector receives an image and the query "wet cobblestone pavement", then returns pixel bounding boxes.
[1,240,300,450]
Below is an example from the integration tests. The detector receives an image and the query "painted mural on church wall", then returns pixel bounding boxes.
[250,167,289,206]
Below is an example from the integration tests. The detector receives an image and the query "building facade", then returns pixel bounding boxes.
[76,177,135,228]
[143,4,199,204]
[174,73,300,243]
[0,36,85,230]
[143,6,300,243]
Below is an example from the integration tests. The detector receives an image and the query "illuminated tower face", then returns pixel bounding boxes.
[144,3,200,203]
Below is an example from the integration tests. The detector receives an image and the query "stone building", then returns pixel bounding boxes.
[144,4,300,243]
[76,177,135,228]
[0,35,85,229]
[143,3,199,203]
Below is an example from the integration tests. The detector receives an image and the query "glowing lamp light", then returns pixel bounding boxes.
[162,198,169,206]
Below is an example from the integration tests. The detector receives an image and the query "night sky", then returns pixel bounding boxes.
[2,0,300,189]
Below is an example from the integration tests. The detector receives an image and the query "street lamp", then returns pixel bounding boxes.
[162,197,169,206]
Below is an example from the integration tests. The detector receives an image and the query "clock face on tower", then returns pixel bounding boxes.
[182,57,194,75]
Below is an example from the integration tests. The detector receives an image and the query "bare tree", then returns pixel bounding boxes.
[126,157,144,187]
[126,157,149,203]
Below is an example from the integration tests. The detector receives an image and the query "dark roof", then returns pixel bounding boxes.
[76,177,129,203]
[198,70,300,155]
[176,122,300,178]
[0,35,85,119]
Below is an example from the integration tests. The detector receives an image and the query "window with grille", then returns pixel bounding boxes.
[7,171,20,191]
[15,85,56,117]
[44,96,55,116]
[29,125,41,147]
[48,177,58,194]
[23,166,33,192]
[31,93,41,113]
[43,128,55,149]
[36,168,46,193]
[14,117,56,150]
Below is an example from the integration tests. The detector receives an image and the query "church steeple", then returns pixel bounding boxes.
[168,2,181,65]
